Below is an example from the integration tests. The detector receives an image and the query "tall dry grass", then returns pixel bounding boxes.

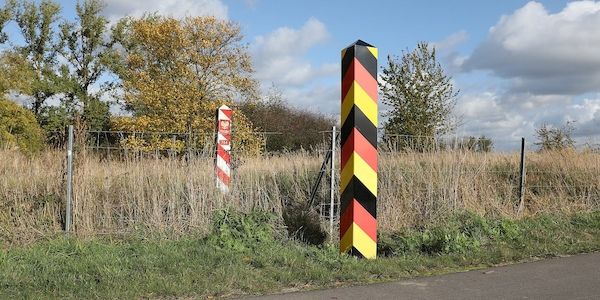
[378,150,600,232]
[1,148,599,243]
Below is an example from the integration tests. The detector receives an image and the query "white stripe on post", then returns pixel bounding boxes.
[216,105,232,193]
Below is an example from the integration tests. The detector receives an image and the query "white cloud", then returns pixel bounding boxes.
[565,97,600,139]
[463,1,600,95]
[429,31,469,75]
[244,0,259,9]
[284,85,339,116]
[456,92,534,147]
[433,30,468,52]
[454,1,600,148]
[251,18,336,87]
[455,90,600,150]
[250,18,339,116]
[102,0,228,22]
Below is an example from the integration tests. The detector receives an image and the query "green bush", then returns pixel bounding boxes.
[238,91,335,152]
[0,97,44,153]
[207,209,282,252]
[379,212,532,256]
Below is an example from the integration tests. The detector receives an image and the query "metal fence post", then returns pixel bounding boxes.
[329,126,336,237]
[65,125,74,232]
[518,137,526,215]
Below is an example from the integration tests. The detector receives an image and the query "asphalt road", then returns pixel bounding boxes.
[248,252,600,300]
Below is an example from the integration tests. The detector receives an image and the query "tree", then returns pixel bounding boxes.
[0,51,35,95]
[0,0,16,44]
[0,96,44,153]
[2,0,112,132]
[239,86,335,152]
[380,42,458,137]
[477,135,493,152]
[7,0,63,116]
[107,16,262,154]
[457,135,493,152]
[57,0,111,131]
[535,122,575,151]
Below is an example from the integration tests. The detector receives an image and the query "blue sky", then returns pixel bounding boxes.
[4,0,600,149]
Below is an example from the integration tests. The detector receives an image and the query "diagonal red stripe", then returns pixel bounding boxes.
[216,167,230,184]
[352,58,378,102]
[339,200,354,239]
[341,58,378,104]
[341,59,355,101]
[221,108,233,119]
[340,128,377,171]
[340,199,377,241]
[217,144,230,162]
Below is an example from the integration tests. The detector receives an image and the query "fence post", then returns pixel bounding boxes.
[329,126,336,237]
[65,125,74,232]
[518,137,526,215]
[308,145,332,206]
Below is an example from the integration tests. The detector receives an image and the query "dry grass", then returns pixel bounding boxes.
[1,148,599,244]
[379,150,600,232]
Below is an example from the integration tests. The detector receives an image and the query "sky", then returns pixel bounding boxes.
[4,0,600,150]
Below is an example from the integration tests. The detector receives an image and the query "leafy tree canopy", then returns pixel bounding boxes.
[380,42,458,138]
[535,121,576,152]
[5,0,63,116]
[107,15,262,154]
[239,86,335,152]
[0,96,44,153]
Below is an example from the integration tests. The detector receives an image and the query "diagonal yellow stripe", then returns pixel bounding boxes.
[341,48,347,59]
[340,152,377,197]
[340,223,377,259]
[341,82,378,126]
[367,46,378,59]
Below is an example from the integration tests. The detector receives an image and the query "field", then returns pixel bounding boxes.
[1,148,599,298]
[1,148,599,243]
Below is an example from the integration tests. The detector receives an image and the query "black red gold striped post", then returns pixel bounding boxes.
[340,40,378,259]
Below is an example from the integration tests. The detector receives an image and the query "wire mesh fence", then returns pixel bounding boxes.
[3,128,598,240]
[46,129,338,159]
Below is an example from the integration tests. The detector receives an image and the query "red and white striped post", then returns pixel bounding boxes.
[215,105,232,193]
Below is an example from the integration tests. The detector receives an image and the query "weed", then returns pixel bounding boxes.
[207,209,281,251]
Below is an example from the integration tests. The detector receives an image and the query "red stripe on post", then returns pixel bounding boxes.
[339,199,377,241]
[223,109,233,120]
[217,144,230,162]
[341,59,355,100]
[340,128,377,171]
[341,58,378,103]
[216,168,230,185]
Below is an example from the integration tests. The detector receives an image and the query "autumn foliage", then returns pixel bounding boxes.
[107,16,263,154]
[0,96,44,153]
[2,1,345,154]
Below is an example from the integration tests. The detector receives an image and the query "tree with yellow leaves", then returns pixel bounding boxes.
[107,15,263,155]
